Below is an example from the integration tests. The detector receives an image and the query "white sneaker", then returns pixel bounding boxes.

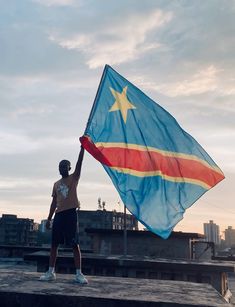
[39,271,56,281]
[74,273,88,284]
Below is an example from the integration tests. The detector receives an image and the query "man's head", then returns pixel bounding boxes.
[59,160,71,177]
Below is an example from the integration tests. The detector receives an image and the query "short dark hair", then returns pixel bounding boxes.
[59,160,71,167]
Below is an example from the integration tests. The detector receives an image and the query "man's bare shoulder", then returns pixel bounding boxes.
[54,174,76,185]
[53,178,62,186]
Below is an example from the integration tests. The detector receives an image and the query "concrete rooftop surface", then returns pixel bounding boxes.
[0,264,232,307]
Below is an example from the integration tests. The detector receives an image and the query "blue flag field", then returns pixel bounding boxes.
[80,65,224,239]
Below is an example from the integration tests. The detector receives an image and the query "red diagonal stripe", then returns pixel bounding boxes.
[80,136,224,187]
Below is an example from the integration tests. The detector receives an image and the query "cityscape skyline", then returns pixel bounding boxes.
[1,210,234,239]
[0,1,234,235]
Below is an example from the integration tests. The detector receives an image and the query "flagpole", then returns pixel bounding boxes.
[123,204,127,257]
[84,64,109,133]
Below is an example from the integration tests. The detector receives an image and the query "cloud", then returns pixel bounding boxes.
[157,65,219,96]
[0,178,52,189]
[50,9,173,68]
[33,0,75,6]
[0,129,81,156]
[0,131,40,155]
[10,105,54,119]
[133,65,220,97]
[79,182,114,191]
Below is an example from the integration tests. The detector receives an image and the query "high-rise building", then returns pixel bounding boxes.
[224,226,235,247]
[203,220,220,245]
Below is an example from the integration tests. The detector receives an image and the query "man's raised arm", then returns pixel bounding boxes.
[73,146,85,181]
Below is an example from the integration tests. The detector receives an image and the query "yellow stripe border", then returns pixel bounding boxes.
[110,166,211,190]
[95,141,223,176]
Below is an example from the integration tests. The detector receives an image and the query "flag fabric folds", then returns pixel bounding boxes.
[80,65,225,239]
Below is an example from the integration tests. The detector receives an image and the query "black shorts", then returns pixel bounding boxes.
[51,208,79,247]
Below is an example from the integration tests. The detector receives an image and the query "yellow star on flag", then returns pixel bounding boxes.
[109,86,136,123]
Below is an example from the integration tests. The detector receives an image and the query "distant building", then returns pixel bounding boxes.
[78,209,138,251]
[224,226,235,247]
[33,223,39,231]
[39,220,50,233]
[37,219,53,246]
[36,209,138,248]
[86,228,207,259]
[203,220,220,245]
[0,214,37,245]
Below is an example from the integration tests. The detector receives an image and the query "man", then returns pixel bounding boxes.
[39,145,88,284]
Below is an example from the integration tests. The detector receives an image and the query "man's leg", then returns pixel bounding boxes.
[72,244,81,269]
[39,243,58,281]
[73,244,88,284]
[66,209,87,283]
[49,243,59,268]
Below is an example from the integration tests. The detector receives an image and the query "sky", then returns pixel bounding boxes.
[0,0,234,235]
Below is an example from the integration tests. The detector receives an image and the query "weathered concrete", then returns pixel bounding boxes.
[0,244,88,258]
[24,251,235,297]
[24,251,235,272]
[0,269,232,307]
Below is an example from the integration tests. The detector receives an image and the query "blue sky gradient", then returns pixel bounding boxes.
[0,0,234,234]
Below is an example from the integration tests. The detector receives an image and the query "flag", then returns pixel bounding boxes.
[80,65,225,239]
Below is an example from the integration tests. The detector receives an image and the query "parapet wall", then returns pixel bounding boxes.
[0,269,231,307]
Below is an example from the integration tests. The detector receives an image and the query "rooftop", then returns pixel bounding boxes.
[86,228,205,238]
[0,261,232,307]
